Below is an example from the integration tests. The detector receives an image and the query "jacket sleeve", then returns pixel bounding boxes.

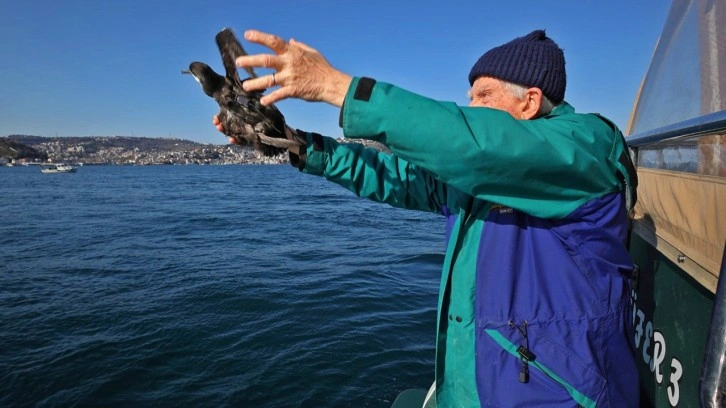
[299,132,451,214]
[340,77,624,219]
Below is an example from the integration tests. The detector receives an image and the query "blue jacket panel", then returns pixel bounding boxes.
[474,193,638,407]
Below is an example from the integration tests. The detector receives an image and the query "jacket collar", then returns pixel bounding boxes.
[547,101,574,117]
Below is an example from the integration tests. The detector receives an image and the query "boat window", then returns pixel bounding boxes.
[637,133,725,177]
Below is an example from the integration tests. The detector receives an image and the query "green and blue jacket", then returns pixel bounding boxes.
[295,77,639,407]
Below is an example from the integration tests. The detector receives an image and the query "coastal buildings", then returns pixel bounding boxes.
[1,135,389,166]
[1,136,287,166]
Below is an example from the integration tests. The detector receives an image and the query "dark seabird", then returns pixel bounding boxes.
[183,28,301,156]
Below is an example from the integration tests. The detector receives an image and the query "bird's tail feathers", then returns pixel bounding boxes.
[257,134,303,149]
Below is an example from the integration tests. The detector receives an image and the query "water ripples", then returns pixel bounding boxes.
[1,165,444,407]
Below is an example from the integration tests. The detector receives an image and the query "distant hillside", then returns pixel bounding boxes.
[2,134,271,165]
[0,137,48,161]
[8,135,206,153]
[1,134,390,166]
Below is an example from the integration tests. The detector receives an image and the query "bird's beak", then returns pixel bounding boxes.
[181,69,191,75]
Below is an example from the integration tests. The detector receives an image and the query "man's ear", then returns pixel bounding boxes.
[520,88,543,120]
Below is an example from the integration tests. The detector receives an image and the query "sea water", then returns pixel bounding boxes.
[0,165,443,407]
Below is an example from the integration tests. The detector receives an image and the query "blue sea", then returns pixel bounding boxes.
[0,165,444,407]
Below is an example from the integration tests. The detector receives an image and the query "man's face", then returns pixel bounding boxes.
[468,76,528,118]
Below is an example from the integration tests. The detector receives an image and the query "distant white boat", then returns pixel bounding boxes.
[40,164,77,173]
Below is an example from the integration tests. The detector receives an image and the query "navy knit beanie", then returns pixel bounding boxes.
[468,30,566,104]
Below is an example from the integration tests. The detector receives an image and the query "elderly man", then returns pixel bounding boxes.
[216,29,639,407]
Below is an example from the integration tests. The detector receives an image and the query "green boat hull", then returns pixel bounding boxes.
[630,233,715,407]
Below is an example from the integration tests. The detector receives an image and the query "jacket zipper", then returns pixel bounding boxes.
[509,320,536,383]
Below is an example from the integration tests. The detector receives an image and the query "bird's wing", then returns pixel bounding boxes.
[215,28,257,81]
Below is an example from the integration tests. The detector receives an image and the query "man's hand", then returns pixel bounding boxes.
[235,30,352,107]
[212,115,237,144]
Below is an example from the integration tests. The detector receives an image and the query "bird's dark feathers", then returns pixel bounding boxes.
[184,28,299,157]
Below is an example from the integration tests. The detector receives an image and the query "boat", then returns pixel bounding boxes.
[40,163,77,173]
[626,0,725,406]
[393,0,725,406]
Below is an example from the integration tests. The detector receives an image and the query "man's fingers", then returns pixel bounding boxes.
[260,87,294,106]
[244,30,288,54]
[242,76,275,92]
[236,54,281,71]
[212,115,224,132]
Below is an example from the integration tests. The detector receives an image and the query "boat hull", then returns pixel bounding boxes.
[629,233,714,407]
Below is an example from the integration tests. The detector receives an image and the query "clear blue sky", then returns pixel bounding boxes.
[0,0,670,144]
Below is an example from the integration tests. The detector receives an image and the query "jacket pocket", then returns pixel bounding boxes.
[482,328,606,408]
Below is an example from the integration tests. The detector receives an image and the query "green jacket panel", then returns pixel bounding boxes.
[340,77,626,219]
